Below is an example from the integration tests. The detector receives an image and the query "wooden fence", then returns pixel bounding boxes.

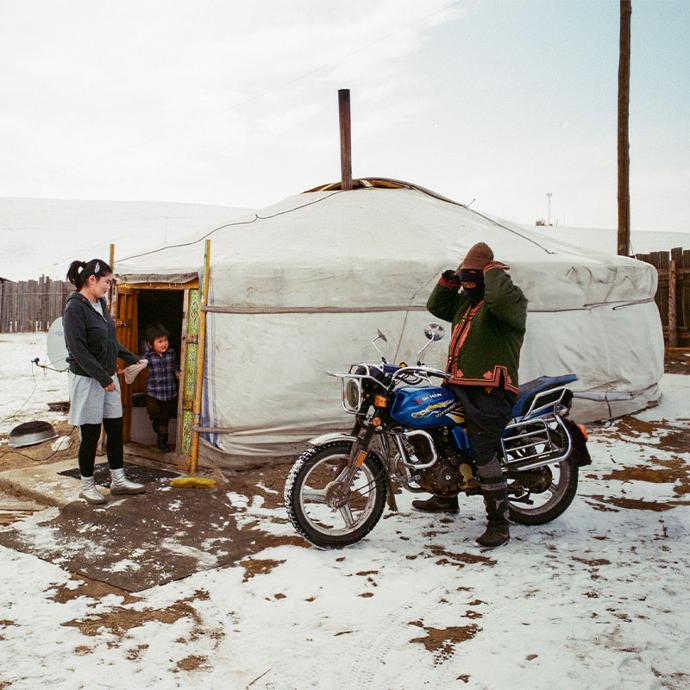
[635,247,690,347]
[0,277,72,333]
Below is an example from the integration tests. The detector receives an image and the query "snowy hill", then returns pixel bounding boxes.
[0,198,252,281]
[528,224,690,256]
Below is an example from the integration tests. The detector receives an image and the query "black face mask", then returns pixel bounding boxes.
[459,270,485,304]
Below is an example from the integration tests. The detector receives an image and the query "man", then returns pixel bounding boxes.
[414,242,527,547]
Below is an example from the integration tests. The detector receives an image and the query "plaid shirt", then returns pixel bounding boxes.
[144,348,178,401]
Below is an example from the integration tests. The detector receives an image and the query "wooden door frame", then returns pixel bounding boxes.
[114,279,199,455]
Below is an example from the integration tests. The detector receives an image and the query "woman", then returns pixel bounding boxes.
[63,258,146,504]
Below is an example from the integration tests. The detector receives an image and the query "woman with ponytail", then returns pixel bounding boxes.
[63,258,147,504]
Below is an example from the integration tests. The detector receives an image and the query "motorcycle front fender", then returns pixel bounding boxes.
[307,433,358,448]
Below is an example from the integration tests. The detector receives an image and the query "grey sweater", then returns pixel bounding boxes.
[62,292,139,388]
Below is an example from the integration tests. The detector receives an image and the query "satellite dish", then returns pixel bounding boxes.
[46,317,69,372]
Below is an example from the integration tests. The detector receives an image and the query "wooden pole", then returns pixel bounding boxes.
[338,89,353,190]
[669,258,678,347]
[190,239,211,474]
[99,243,118,456]
[108,243,116,313]
[617,0,632,256]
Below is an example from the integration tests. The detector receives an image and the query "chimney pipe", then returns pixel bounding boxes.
[338,89,353,190]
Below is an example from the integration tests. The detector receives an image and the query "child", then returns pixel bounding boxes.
[143,323,180,452]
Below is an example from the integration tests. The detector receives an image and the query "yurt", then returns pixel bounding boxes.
[115,179,664,467]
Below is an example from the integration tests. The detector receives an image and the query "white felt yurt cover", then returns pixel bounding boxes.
[117,185,664,462]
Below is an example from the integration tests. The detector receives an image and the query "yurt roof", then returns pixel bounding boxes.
[116,180,657,312]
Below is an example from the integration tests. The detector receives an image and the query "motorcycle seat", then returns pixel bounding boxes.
[512,374,578,418]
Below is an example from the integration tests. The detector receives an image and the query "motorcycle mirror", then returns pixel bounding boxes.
[424,323,445,342]
[371,330,388,363]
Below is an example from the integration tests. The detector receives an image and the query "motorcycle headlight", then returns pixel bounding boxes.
[342,378,363,413]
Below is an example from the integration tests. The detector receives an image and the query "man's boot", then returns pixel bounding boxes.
[412,494,459,514]
[476,489,510,547]
[79,475,107,505]
[109,467,146,495]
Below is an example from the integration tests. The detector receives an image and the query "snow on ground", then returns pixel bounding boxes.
[0,334,689,689]
[0,332,68,436]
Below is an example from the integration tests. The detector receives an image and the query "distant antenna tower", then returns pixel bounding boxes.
[546,192,553,226]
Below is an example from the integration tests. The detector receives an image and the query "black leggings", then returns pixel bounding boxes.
[78,417,124,477]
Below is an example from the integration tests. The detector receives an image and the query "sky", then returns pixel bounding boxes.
[0,0,688,231]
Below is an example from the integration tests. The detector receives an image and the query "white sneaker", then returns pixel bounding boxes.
[79,475,106,504]
[110,467,146,495]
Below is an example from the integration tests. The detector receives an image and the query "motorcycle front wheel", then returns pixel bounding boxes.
[284,441,387,548]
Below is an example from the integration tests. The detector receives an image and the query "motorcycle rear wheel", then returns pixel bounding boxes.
[507,457,579,525]
[284,441,387,548]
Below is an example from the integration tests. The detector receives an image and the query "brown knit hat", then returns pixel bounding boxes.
[461,242,494,271]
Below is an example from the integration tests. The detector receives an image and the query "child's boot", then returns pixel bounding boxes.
[157,432,169,453]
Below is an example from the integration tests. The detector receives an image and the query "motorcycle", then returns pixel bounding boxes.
[284,325,591,548]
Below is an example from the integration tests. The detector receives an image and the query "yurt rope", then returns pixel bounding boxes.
[118,191,343,263]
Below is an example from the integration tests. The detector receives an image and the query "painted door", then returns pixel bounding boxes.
[114,286,138,441]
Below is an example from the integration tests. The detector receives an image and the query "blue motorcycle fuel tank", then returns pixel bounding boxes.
[390,386,464,429]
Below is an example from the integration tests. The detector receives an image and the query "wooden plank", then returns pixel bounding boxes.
[669,259,678,347]
[680,250,690,340]
[0,281,5,332]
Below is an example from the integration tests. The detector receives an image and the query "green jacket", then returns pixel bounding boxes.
[426,263,527,393]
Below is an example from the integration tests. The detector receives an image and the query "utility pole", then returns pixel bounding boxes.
[546,192,552,226]
[617,0,632,256]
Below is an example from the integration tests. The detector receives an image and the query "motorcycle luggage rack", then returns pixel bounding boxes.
[501,414,572,471]
[518,386,571,421]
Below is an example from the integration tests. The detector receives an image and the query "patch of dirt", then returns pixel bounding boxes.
[218,463,292,510]
[585,500,619,513]
[175,655,208,672]
[463,610,483,619]
[599,416,690,454]
[62,592,204,640]
[408,621,480,664]
[598,458,690,487]
[73,645,93,656]
[526,654,538,661]
[572,557,611,567]
[359,592,374,598]
[430,546,496,567]
[665,350,690,375]
[242,558,286,582]
[457,675,470,683]
[334,630,353,637]
[588,495,684,512]
[46,575,141,606]
[355,570,378,576]
[0,620,15,627]
[126,644,149,661]
[0,480,310,592]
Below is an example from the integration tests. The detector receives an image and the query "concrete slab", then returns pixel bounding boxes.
[0,488,46,526]
[0,458,80,508]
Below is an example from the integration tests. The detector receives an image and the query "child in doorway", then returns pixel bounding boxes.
[143,323,180,452]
